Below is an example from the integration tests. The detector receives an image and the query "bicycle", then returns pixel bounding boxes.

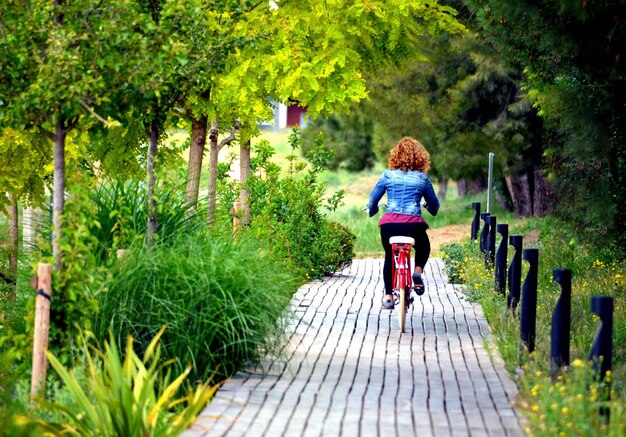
[364,203,425,332]
[389,236,416,333]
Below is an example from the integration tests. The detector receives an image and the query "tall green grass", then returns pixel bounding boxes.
[94,229,298,381]
[86,179,205,258]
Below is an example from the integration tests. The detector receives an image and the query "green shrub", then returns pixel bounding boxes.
[238,128,355,279]
[3,182,108,369]
[441,241,476,284]
[317,221,355,275]
[94,230,298,381]
[0,350,41,436]
[7,178,206,368]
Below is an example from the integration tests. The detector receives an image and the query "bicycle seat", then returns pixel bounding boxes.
[389,236,415,246]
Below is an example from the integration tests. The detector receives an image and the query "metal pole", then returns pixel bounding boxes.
[487,152,494,214]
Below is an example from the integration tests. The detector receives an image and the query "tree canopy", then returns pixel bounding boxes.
[465,0,626,251]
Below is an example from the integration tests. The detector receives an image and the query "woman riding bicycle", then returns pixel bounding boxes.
[366,137,440,309]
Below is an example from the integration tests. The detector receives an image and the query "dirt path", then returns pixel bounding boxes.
[429,223,468,253]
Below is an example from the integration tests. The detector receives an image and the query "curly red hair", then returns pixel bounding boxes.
[388,137,431,172]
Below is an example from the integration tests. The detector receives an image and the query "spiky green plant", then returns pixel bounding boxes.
[28,327,217,437]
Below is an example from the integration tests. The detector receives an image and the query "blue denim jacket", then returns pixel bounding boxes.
[367,169,440,217]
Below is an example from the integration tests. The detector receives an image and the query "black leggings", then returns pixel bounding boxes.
[380,222,431,295]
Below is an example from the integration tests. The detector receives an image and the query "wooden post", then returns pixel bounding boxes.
[31,263,52,399]
[232,200,242,240]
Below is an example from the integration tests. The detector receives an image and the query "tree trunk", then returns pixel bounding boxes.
[468,178,486,195]
[53,121,67,271]
[146,118,159,245]
[437,177,448,201]
[533,169,549,217]
[207,120,219,223]
[239,139,251,226]
[505,173,533,217]
[185,115,208,207]
[456,179,468,197]
[6,194,18,298]
[456,178,486,197]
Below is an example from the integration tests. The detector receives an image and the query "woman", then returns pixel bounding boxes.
[367,137,440,309]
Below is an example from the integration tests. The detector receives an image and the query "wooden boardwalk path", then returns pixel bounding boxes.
[183,258,524,437]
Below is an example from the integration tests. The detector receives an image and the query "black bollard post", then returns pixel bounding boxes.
[520,248,539,355]
[495,224,509,295]
[507,235,523,311]
[471,202,481,240]
[479,212,490,254]
[588,296,614,380]
[551,269,572,378]
[486,215,497,266]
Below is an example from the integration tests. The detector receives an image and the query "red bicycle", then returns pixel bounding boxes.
[389,236,415,333]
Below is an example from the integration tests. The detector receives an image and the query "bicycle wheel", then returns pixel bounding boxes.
[398,287,407,333]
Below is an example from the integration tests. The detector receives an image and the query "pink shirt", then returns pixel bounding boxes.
[379,212,428,227]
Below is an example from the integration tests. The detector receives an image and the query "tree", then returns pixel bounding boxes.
[465,0,626,249]
[168,1,252,207]
[0,128,51,292]
[224,0,466,220]
[301,114,376,172]
[0,0,142,268]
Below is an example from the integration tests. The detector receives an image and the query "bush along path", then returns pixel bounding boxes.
[183,258,523,436]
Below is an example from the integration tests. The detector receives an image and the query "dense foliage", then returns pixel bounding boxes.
[464,0,626,253]
[218,129,356,280]
[301,114,376,171]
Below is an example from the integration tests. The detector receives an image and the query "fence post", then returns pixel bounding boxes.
[471,202,481,240]
[507,235,523,311]
[31,263,52,399]
[520,248,539,355]
[495,223,508,295]
[588,296,614,380]
[479,212,490,254]
[231,200,242,239]
[486,215,497,266]
[551,269,572,378]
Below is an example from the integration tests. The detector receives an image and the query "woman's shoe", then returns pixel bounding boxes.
[382,294,395,309]
[412,271,425,296]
